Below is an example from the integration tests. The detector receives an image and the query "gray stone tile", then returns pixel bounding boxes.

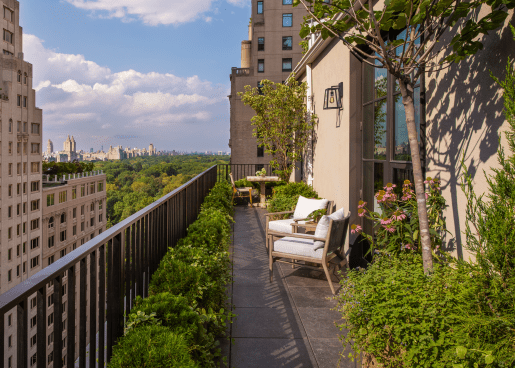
[233,267,280,286]
[289,287,338,309]
[279,265,341,288]
[232,284,291,308]
[296,307,344,339]
[310,339,357,368]
[232,307,305,339]
[231,338,317,368]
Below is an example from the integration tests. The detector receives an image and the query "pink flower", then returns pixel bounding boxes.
[380,218,392,225]
[358,201,367,209]
[350,224,362,234]
[425,193,429,200]
[358,208,366,217]
[405,244,412,250]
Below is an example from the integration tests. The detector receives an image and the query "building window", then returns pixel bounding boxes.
[72,186,77,199]
[30,237,39,250]
[31,181,40,192]
[73,243,77,250]
[23,96,27,107]
[30,335,37,348]
[48,235,54,248]
[282,36,292,50]
[90,182,95,194]
[23,121,27,133]
[31,256,39,269]
[90,217,95,227]
[98,182,104,192]
[73,225,77,236]
[30,218,39,230]
[90,202,95,212]
[258,59,264,73]
[59,190,67,203]
[81,184,85,197]
[31,297,37,309]
[60,249,67,258]
[31,353,37,367]
[48,294,54,307]
[258,37,265,51]
[99,200,103,210]
[7,269,12,282]
[31,143,40,154]
[283,13,293,27]
[257,1,263,14]
[47,194,55,206]
[31,162,40,173]
[282,58,292,72]
[48,255,55,266]
[81,222,85,232]
[31,199,40,211]
[8,226,12,239]
[60,230,66,242]
[48,313,54,326]
[99,214,103,223]
[48,217,54,229]
[17,95,21,106]
[257,146,264,157]
[4,7,13,21]
[24,73,27,84]
[3,29,13,43]
[31,123,40,134]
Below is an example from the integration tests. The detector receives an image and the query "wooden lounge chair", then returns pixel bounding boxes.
[264,197,334,249]
[229,173,253,205]
[268,211,351,295]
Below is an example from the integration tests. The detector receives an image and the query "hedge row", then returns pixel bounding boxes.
[109,182,234,368]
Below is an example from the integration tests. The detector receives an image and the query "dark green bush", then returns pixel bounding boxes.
[267,182,319,215]
[109,181,233,368]
[109,325,199,368]
[234,178,260,191]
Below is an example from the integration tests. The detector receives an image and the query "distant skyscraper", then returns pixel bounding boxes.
[90,148,94,153]
[47,139,54,154]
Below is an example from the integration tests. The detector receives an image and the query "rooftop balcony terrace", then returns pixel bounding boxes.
[223,206,356,367]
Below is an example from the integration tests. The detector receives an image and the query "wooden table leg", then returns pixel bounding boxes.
[260,182,266,207]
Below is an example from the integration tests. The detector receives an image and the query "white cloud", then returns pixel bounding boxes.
[24,34,230,151]
[65,0,249,25]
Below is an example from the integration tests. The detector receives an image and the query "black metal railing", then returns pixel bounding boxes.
[0,165,218,368]
[217,164,273,182]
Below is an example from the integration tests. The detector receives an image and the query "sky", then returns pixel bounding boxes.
[19,0,251,153]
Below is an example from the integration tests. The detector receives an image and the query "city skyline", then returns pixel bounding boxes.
[19,0,251,152]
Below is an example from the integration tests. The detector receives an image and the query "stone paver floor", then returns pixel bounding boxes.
[222,206,357,368]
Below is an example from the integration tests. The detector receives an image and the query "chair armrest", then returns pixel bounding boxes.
[292,218,312,223]
[294,223,317,229]
[264,211,294,217]
[268,230,325,242]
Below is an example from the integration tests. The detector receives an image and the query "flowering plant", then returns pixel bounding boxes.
[350,178,448,255]
[255,168,267,177]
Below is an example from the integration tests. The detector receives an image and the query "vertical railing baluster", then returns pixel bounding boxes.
[17,299,28,368]
[114,233,124,344]
[106,239,113,363]
[136,220,142,299]
[0,311,4,367]
[98,245,105,368]
[89,251,97,368]
[79,258,87,368]
[37,286,48,368]
[67,266,76,368]
[131,223,136,307]
[144,215,149,297]
[54,275,63,368]
[125,227,131,317]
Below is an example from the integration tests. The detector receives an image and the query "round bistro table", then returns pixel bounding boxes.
[246,176,280,207]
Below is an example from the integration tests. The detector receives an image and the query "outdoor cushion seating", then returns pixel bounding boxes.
[229,173,252,205]
[268,211,351,295]
[264,196,334,249]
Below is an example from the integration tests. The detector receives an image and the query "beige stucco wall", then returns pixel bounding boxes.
[426,12,515,259]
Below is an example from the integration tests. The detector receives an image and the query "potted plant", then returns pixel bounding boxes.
[308,209,327,223]
[256,168,267,177]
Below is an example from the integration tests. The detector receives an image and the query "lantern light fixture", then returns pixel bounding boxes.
[323,82,343,110]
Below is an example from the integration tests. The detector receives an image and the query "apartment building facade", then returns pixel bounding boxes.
[229,0,306,175]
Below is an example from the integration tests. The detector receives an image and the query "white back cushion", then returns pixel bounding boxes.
[293,196,329,220]
[313,208,345,249]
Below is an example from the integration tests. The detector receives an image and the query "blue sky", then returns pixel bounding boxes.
[20,0,251,152]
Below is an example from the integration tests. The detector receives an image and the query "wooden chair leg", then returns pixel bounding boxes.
[322,261,336,295]
[269,238,274,283]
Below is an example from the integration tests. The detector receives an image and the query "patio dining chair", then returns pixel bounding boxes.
[268,210,351,295]
[264,196,334,249]
[229,173,253,205]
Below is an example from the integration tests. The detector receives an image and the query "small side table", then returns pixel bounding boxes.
[246,176,280,207]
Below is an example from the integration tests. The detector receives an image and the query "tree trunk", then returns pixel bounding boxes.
[398,79,433,273]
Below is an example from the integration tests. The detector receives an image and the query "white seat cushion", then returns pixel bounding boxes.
[293,196,329,220]
[268,219,307,234]
[273,237,324,259]
[314,208,345,249]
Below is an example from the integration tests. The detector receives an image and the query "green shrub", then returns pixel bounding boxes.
[109,325,199,368]
[234,178,260,191]
[267,182,319,215]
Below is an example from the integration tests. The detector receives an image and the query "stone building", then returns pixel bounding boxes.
[228,0,306,177]
[46,139,53,155]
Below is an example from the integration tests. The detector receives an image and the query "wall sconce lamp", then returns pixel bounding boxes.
[323,82,343,110]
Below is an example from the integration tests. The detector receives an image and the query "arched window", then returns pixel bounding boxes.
[49,217,54,228]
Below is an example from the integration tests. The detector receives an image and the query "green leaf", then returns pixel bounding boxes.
[485,355,494,364]
[453,365,464,368]
[456,346,467,359]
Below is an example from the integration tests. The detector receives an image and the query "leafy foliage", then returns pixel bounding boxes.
[43,160,95,178]
[238,76,317,181]
[267,182,320,216]
[94,155,229,227]
[109,182,234,368]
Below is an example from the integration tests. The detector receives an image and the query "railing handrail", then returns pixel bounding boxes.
[0,165,217,312]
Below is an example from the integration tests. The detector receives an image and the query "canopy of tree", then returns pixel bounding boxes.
[94,155,229,228]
